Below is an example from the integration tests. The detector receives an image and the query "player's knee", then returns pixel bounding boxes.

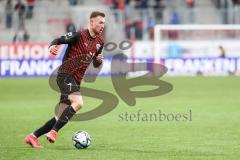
[71,98,83,110]
[68,93,83,110]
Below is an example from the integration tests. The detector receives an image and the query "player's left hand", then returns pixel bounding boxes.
[96,54,103,63]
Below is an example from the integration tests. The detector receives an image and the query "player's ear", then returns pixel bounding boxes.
[90,18,94,26]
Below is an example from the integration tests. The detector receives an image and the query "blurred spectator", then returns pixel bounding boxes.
[168,12,179,40]
[212,0,229,24]
[232,0,240,23]
[69,0,78,6]
[5,0,13,29]
[26,0,35,19]
[124,19,132,39]
[13,28,30,43]
[185,0,195,8]
[212,0,221,8]
[154,0,162,8]
[170,11,179,24]
[221,0,229,24]
[185,0,195,23]
[118,0,125,10]
[134,20,143,39]
[219,45,226,58]
[109,0,125,10]
[135,0,148,9]
[125,20,143,40]
[153,0,165,24]
[232,0,240,5]
[14,0,26,29]
[112,0,118,9]
[13,0,30,43]
[66,20,76,32]
[147,17,155,39]
[104,0,113,7]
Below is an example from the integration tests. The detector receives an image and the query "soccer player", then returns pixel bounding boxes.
[24,11,105,148]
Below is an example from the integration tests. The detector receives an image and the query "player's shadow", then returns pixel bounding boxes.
[47,145,225,157]
[90,147,161,154]
[49,145,78,151]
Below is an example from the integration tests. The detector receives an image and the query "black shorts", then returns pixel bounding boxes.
[56,73,81,105]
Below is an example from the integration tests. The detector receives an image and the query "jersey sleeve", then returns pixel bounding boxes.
[49,31,81,48]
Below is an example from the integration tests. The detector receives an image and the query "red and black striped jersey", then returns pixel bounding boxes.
[49,29,104,82]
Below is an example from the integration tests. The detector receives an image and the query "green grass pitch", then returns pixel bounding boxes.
[0,76,239,160]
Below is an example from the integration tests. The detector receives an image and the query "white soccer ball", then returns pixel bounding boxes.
[72,131,91,149]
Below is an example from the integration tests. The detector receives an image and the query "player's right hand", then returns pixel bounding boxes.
[96,54,103,63]
[49,45,58,56]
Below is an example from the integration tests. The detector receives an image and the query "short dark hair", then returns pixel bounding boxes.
[90,11,105,19]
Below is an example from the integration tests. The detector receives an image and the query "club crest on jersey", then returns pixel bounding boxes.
[96,44,101,51]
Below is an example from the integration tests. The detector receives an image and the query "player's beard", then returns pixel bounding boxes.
[94,27,103,36]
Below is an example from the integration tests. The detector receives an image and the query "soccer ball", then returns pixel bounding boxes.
[72,131,91,149]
